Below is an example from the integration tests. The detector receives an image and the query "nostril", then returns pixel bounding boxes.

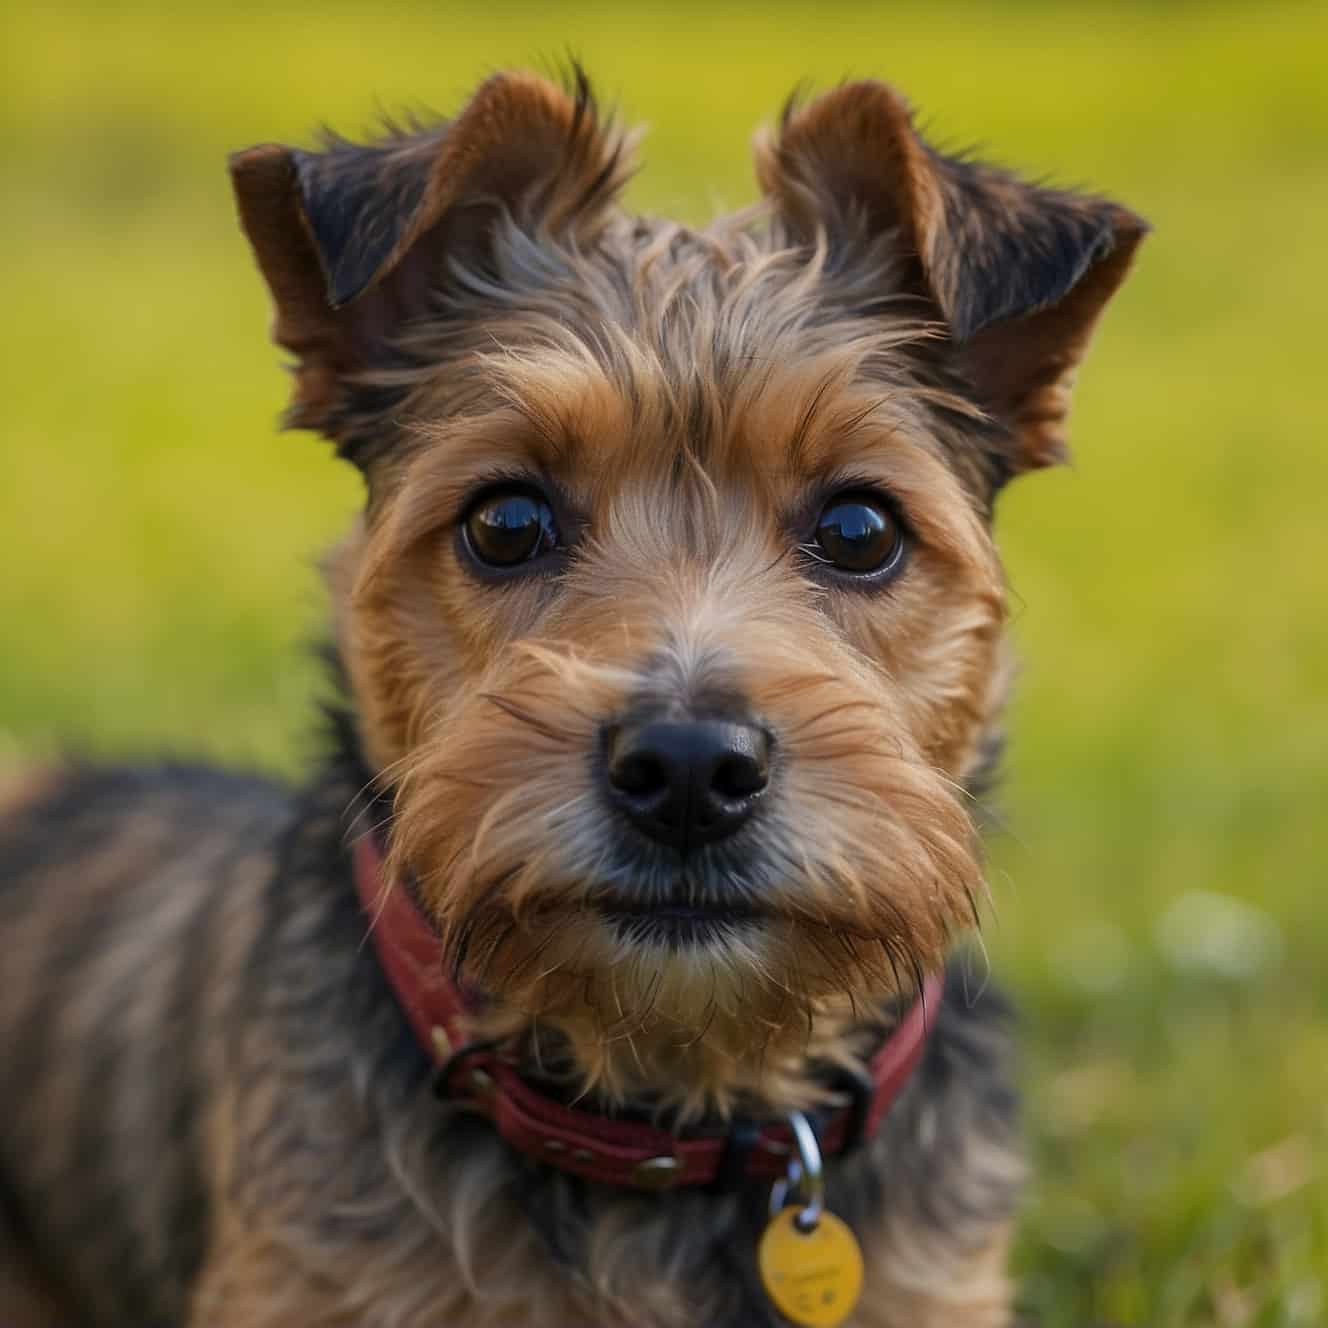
[711,753,767,800]
[611,751,669,800]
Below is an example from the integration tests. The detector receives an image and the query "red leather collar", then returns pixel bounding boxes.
[353,832,940,1190]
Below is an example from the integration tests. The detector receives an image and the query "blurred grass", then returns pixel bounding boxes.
[2,2,1325,1322]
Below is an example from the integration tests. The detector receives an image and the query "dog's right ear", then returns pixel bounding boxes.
[229,70,631,448]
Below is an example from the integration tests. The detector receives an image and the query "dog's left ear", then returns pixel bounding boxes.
[756,81,1148,472]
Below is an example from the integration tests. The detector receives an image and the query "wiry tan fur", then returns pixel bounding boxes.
[354,343,1003,1114]
[326,166,1012,1117]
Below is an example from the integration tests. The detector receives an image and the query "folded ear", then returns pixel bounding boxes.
[755,81,1147,472]
[229,70,631,448]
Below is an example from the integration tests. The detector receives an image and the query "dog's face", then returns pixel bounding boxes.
[233,72,1143,1109]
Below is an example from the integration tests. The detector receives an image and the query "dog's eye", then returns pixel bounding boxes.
[463,487,560,568]
[814,493,906,576]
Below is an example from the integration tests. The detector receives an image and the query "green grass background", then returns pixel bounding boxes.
[3,2,1325,1322]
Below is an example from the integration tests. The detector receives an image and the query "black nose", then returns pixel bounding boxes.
[605,719,771,853]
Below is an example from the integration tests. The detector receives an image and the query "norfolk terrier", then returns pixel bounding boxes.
[0,68,1145,1327]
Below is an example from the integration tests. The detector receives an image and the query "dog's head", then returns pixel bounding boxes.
[232,71,1143,1112]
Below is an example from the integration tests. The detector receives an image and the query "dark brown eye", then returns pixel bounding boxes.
[463,487,559,568]
[814,493,906,576]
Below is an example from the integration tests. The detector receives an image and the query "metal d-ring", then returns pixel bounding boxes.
[787,1112,825,1231]
[768,1158,802,1221]
[766,1113,827,1232]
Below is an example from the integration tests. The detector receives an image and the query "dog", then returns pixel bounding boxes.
[0,68,1145,1327]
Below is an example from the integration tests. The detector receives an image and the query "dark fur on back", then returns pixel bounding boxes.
[0,765,289,1321]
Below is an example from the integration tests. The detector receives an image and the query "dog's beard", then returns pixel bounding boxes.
[388,644,983,1115]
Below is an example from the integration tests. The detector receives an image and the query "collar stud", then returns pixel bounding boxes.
[633,1154,683,1189]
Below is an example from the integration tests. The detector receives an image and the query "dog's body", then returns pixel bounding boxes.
[0,71,1143,1327]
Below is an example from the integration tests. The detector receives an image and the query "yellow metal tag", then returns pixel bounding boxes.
[757,1205,864,1327]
